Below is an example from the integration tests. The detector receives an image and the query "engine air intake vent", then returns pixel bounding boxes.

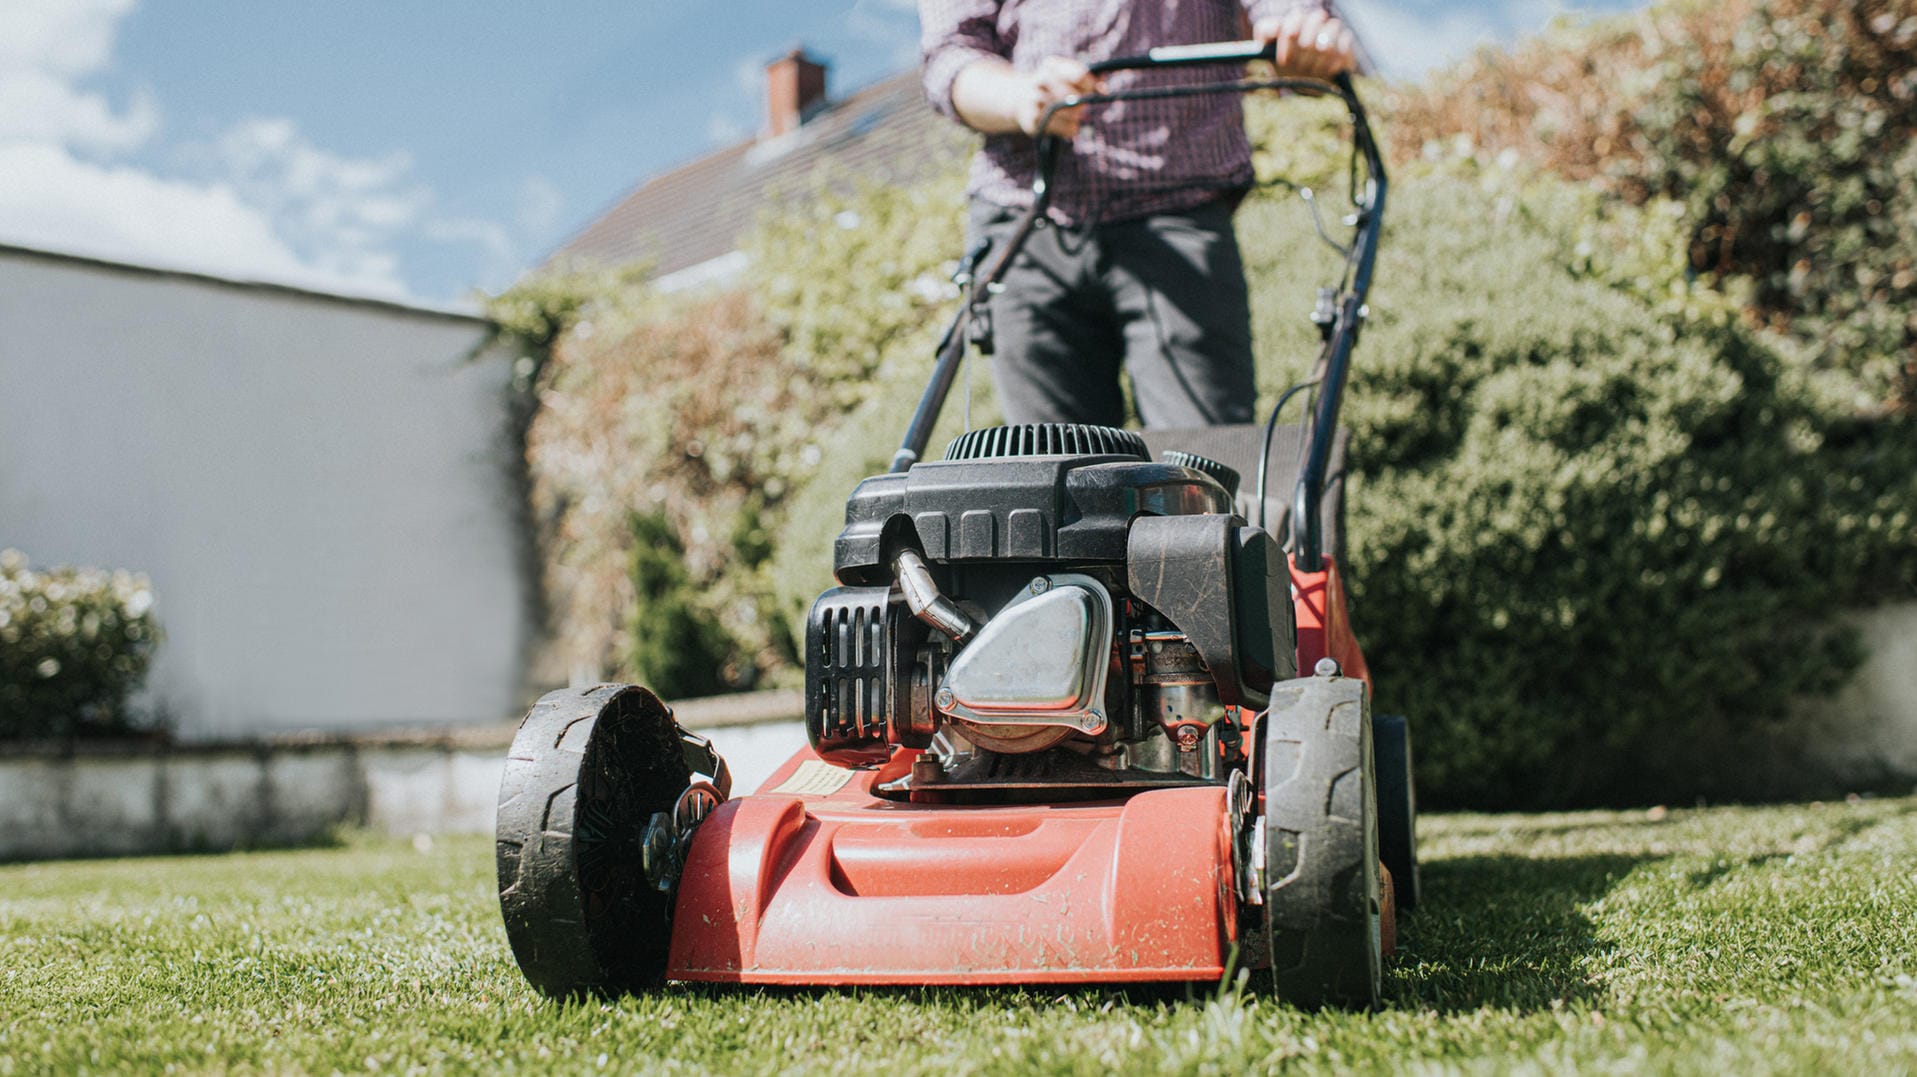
[1161,450,1242,498]
[804,586,894,768]
[943,423,1148,462]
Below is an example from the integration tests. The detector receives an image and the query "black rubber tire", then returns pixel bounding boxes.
[495,684,691,998]
[1260,674,1382,1009]
[1373,713,1420,913]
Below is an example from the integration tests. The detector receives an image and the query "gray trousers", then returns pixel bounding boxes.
[967,197,1256,429]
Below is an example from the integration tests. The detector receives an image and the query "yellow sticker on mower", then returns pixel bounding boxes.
[769,759,856,797]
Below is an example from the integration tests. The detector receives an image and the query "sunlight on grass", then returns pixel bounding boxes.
[3,799,1914,1074]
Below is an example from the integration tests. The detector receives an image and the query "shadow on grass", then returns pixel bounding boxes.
[1387,852,1647,1013]
[0,824,354,869]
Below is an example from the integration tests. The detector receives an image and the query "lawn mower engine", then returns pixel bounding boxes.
[806,423,1292,799]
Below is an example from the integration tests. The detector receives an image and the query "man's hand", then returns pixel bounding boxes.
[1015,57,1099,138]
[1253,9,1356,78]
[951,56,1100,138]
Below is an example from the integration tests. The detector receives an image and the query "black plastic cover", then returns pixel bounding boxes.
[833,457,1230,583]
[1125,515,1293,709]
[1140,424,1350,560]
[1232,525,1297,693]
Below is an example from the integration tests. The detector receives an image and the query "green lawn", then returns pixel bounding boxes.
[3,796,1915,1075]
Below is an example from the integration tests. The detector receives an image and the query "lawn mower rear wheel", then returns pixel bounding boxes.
[1374,713,1420,912]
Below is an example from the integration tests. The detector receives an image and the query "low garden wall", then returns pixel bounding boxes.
[4,592,1913,862]
[1805,602,1917,782]
[0,689,804,862]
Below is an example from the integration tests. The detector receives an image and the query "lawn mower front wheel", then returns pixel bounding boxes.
[495,683,724,998]
[1259,673,1382,1009]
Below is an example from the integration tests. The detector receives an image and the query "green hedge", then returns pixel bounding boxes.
[1292,173,1915,807]
[758,102,1917,807]
[511,30,1917,805]
[0,549,162,739]
[1389,0,1917,409]
[623,512,734,699]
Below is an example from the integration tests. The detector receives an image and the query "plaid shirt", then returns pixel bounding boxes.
[921,0,1332,225]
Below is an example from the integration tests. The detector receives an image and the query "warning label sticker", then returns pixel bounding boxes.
[768,759,856,797]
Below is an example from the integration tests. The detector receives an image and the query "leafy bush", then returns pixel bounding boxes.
[514,287,801,692]
[1386,0,1917,409]
[512,29,1917,805]
[769,99,1917,807]
[1283,170,1917,807]
[623,512,734,699]
[0,549,161,739]
[754,175,984,625]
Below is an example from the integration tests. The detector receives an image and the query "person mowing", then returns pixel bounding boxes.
[918,0,1357,429]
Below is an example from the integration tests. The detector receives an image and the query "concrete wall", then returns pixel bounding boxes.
[2,604,1911,860]
[1806,601,1917,783]
[0,716,807,861]
[0,245,531,738]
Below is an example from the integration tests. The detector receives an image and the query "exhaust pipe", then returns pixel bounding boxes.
[893,549,979,644]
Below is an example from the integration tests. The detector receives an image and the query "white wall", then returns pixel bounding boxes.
[1807,602,1917,784]
[0,246,531,738]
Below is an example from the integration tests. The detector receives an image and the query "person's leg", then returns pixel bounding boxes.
[1103,200,1257,428]
[968,201,1127,427]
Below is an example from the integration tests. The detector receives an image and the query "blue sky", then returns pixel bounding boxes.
[0,0,1645,308]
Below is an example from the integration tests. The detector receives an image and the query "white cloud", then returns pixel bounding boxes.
[423,216,519,293]
[0,141,407,297]
[208,117,432,291]
[0,0,156,153]
[845,0,921,67]
[734,56,768,97]
[1339,0,1506,77]
[706,110,750,146]
[0,72,157,154]
[0,0,521,302]
[1340,0,1633,78]
[0,0,135,76]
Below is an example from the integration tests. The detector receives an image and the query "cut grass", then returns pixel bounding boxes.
[3,797,1916,1075]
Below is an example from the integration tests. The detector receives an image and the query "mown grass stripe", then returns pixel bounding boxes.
[1,797,1913,1075]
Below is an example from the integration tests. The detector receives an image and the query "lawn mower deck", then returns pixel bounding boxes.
[665,759,1236,985]
[496,47,1417,1008]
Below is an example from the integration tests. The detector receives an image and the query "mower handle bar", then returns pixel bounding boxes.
[1087,37,1285,75]
[890,44,1385,572]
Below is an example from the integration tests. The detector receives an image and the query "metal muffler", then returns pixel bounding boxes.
[935,573,1113,742]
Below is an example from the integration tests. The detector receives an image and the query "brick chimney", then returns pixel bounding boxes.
[765,49,828,139]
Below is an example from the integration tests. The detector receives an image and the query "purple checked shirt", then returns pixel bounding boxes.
[921,0,1333,225]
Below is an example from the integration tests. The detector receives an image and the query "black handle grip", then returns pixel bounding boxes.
[1088,38,1275,75]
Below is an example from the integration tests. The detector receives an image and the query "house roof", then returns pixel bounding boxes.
[552,70,969,280]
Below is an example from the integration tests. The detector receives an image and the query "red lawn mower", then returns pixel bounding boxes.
[497,43,1418,1008]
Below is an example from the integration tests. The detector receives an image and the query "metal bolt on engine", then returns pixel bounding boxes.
[1314,657,1341,678]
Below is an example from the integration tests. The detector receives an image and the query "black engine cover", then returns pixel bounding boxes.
[807,425,1293,759]
[832,456,1232,584]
